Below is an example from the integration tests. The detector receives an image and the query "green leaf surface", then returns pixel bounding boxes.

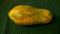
[0,0,59,34]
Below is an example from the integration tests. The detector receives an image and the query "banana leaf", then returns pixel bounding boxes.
[0,0,59,34]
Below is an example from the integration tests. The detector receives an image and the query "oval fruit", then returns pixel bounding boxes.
[8,5,53,25]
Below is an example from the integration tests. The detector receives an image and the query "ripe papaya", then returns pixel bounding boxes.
[8,5,53,25]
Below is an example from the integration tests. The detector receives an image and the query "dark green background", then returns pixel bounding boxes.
[0,0,59,34]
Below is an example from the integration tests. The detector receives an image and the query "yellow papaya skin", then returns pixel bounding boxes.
[8,5,53,25]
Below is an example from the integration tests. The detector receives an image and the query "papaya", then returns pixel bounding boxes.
[8,5,53,25]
